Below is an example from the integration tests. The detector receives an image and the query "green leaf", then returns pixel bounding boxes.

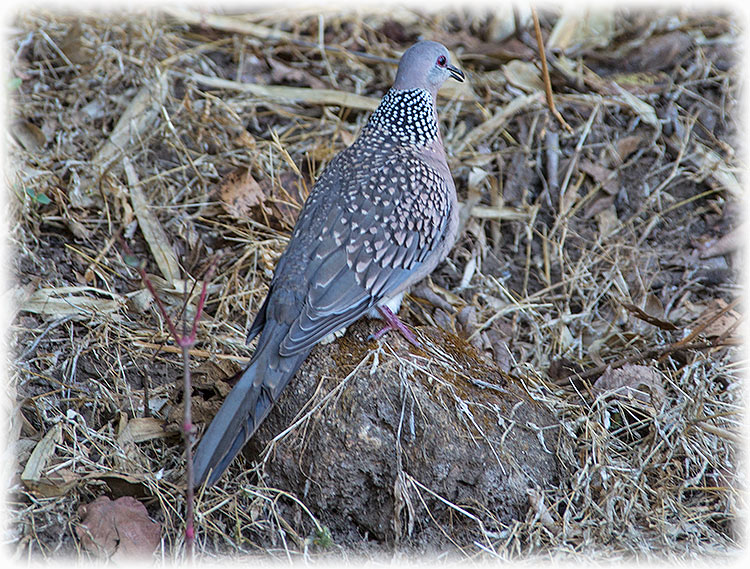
[123,254,143,268]
[35,192,51,205]
[24,187,52,204]
[313,525,333,548]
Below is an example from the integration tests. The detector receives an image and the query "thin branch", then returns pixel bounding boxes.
[531,7,572,133]
[121,237,219,560]
[574,339,732,382]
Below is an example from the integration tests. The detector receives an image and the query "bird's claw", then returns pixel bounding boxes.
[368,305,422,348]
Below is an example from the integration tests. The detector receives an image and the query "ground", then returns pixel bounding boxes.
[5,5,743,563]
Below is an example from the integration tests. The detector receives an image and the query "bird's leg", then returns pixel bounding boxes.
[369,305,422,348]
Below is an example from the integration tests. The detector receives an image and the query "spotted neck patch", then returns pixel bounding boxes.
[365,88,439,147]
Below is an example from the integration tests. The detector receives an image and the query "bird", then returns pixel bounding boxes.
[193,41,465,487]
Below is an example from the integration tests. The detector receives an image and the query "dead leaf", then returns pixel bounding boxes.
[623,31,694,72]
[5,278,42,321]
[546,8,615,52]
[583,194,614,219]
[20,286,125,318]
[92,73,168,173]
[604,72,672,97]
[502,60,543,93]
[487,37,536,60]
[622,300,679,331]
[218,166,266,219]
[269,58,327,89]
[27,469,79,498]
[119,417,170,443]
[20,423,81,497]
[162,6,296,42]
[125,158,180,285]
[488,5,530,42]
[485,328,512,373]
[76,496,160,560]
[115,414,170,473]
[614,134,645,164]
[595,206,619,239]
[593,364,666,410]
[547,357,584,383]
[587,337,607,368]
[456,305,479,339]
[233,129,257,150]
[459,92,543,151]
[169,359,240,429]
[12,119,47,152]
[379,19,416,44]
[527,487,557,531]
[83,472,153,499]
[63,208,92,240]
[579,159,619,195]
[22,423,62,495]
[469,204,527,221]
[219,166,307,230]
[611,83,661,132]
[59,21,93,65]
[689,139,742,198]
[691,298,742,339]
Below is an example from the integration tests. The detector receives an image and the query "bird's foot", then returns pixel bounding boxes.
[369,305,422,348]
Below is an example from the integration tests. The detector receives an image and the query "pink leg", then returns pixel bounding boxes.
[369,305,422,348]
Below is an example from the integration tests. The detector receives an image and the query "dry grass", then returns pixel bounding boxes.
[6,5,744,563]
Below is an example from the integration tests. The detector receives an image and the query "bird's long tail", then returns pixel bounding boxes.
[192,324,310,487]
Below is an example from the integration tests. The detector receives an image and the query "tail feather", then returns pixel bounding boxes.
[193,324,310,487]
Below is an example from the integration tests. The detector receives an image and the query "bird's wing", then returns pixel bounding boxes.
[260,145,452,357]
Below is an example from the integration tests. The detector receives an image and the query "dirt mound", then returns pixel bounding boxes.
[215,319,565,551]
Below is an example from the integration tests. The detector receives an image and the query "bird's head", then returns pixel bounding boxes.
[392,40,465,96]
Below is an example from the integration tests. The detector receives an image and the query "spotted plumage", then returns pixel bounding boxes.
[193,41,465,487]
[367,88,439,146]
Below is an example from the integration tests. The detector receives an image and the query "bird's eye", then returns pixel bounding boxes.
[437,55,447,67]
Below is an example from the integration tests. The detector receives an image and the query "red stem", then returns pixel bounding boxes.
[120,238,219,560]
[182,345,195,560]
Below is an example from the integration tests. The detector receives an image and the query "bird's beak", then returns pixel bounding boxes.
[447,64,465,82]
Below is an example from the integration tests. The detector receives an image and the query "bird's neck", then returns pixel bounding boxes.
[365,88,440,147]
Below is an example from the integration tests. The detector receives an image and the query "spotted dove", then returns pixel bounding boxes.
[193,41,465,486]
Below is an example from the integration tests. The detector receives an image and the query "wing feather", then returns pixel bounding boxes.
[260,144,451,356]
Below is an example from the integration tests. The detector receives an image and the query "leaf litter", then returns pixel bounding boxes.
[6,5,742,563]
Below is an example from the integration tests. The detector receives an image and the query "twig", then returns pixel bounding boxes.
[132,341,250,363]
[544,129,560,208]
[531,7,572,134]
[670,297,741,350]
[574,339,729,382]
[121,237,218,560]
